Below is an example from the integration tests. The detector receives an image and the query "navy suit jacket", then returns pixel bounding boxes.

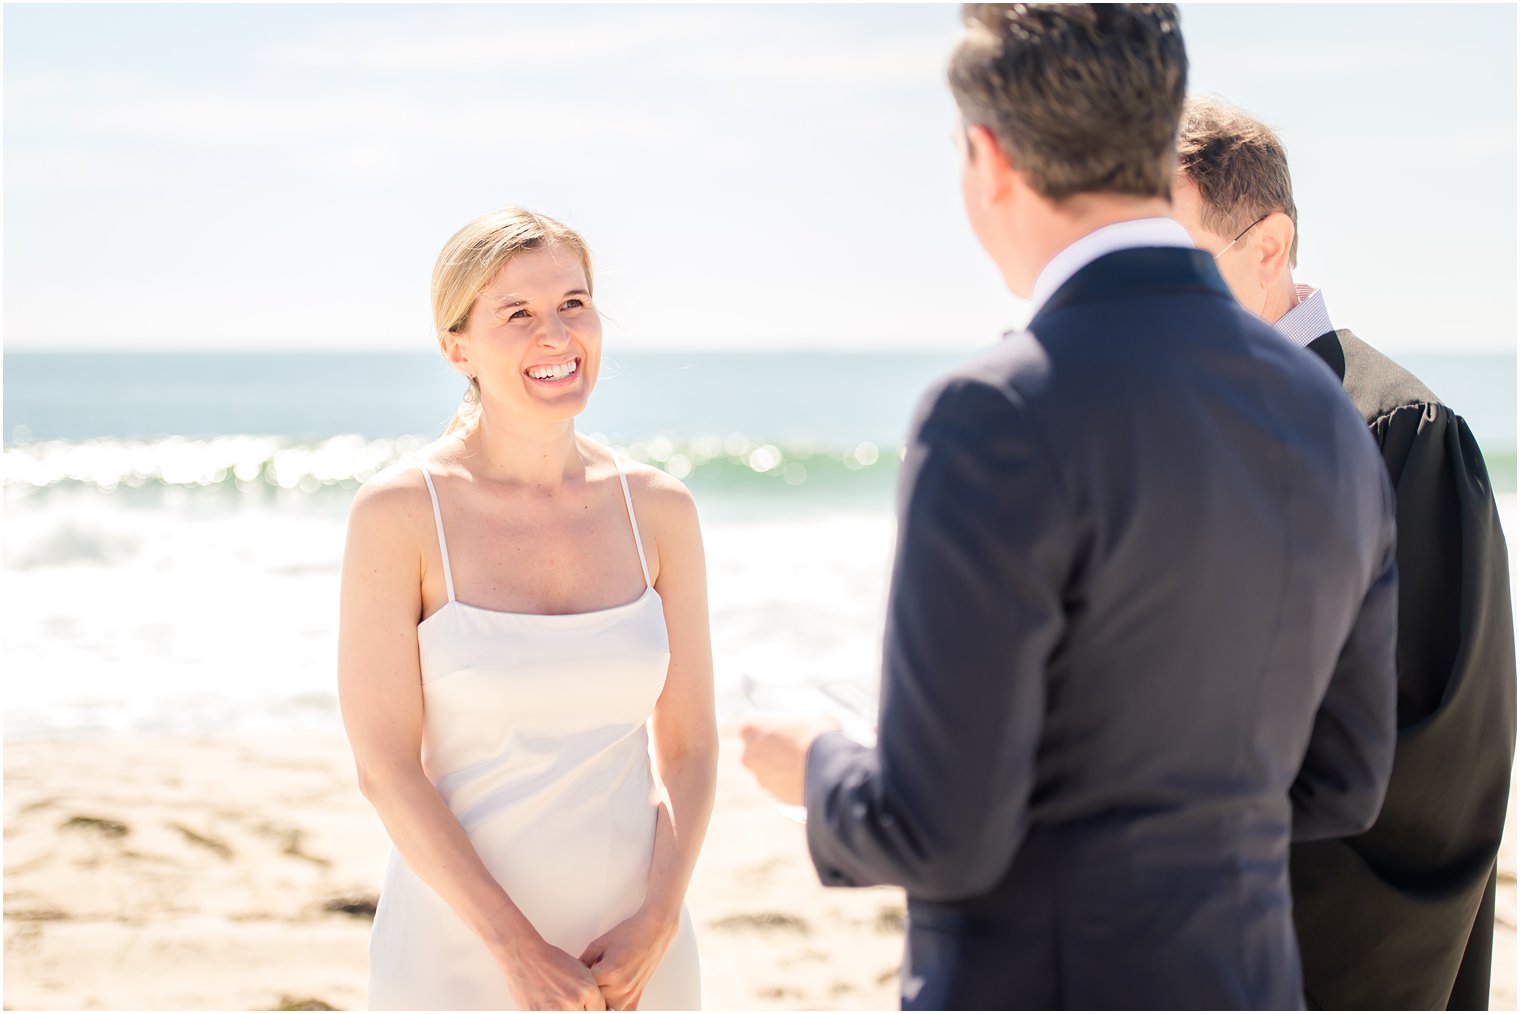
[804,248,1400,1010]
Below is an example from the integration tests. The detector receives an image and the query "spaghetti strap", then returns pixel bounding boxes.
[613,453,653,589]
[415,463,456,603]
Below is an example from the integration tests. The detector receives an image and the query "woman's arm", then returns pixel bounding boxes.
[642,474,720,920]
[338,469,605,1012]
[580,471,718,1010]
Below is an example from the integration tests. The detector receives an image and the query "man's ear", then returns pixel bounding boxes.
[1253,212,1296,288]
[964,123,1017,209]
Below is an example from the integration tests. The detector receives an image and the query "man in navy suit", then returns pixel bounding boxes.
[741,4,1399,1009]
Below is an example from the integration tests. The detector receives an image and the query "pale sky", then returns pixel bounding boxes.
[4,3,1516,354]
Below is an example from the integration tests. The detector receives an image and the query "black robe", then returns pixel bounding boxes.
[1293,328,1516,1010]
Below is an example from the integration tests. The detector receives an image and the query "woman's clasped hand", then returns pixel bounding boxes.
[493,907,679,1011]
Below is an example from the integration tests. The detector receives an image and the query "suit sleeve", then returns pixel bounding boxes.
[1290,458,1399,842]
[803,375,1074,901]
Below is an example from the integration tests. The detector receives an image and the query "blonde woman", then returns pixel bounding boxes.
[338,208,714,1010]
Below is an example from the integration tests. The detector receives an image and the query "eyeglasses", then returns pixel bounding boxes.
[1214,214,1270,260]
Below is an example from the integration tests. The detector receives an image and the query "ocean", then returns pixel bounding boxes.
[3,349,1515,740]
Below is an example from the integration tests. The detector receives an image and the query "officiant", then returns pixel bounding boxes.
[1172,96,1517,1011]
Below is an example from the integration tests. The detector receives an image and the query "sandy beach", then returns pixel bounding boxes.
[3,728,1515,1011]
[2,729,909,1011]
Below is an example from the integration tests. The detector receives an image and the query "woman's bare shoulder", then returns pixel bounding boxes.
[618,455,700,535]
[577,436,696,529]
[347,458,435,535]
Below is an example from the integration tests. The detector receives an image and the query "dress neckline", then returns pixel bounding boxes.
[417,585,662,634]
[412,447,656,634]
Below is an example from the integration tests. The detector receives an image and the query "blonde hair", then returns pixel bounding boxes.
[431,207,594,434]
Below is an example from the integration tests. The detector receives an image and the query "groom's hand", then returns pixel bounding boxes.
[739,716,837,807]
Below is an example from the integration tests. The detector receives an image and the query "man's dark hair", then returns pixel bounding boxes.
[948,4,1188,201]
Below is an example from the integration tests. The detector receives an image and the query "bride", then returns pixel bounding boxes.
[337,207,715,1010]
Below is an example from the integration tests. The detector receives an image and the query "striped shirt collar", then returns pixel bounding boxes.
[1274,284,1334,349]
[1028,217,1194,318]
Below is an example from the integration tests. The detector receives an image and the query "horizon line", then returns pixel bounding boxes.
[3,344,1516,358]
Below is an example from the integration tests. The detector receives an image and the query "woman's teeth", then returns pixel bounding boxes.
[526,360,578,381]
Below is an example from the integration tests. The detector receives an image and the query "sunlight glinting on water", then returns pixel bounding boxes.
[1,434,893,493]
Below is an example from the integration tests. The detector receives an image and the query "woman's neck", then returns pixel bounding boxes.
[455,410,587,491]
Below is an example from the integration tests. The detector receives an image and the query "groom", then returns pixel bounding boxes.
[741,4,1400,1009]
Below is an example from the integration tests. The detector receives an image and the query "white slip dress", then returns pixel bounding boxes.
[367,455,701,1010]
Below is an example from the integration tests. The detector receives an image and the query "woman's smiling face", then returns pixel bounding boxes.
[450,243,602,424]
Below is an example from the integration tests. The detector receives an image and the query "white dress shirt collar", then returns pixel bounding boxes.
[1027,217,1195,318]
[1273,284,1334,349]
